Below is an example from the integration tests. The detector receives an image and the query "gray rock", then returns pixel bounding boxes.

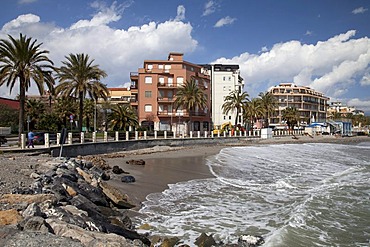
[21,216,52,233]
[22,203,45,218]
[121,175,136,183]
[3,230,84,247]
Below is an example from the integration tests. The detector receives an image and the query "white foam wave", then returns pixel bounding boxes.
[136,142,370,246]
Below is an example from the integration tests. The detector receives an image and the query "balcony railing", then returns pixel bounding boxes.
[157,97,175,102]
[157,110,206,117]
[158,83,177,88]
[158,111,188,117]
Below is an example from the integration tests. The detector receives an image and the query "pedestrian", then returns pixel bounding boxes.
[27,130,35,148]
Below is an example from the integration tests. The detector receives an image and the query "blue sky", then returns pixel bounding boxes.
[0,0,369,113]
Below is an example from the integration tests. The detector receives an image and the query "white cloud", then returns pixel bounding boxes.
[175,5,186,21]
[18,0,38,4]
[0,2,198,98]
[260,46,268,53]
[214,16,236,28]
[360,73,370,86]
[2,14,40,31]
[203,0,216,16]
[70,1,129,29]
[212,30,370,103]
[305,30,313,36]
[352,7,368,14]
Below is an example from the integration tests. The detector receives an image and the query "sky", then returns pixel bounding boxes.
[0,0,369,114]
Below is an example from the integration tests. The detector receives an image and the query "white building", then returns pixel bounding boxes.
[201,64,245,129]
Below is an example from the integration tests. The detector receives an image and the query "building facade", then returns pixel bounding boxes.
[268,83,329,128]
[328,101,364,117]
[105,88,135,104]
[130,53,211,133]
[201,64,244,129]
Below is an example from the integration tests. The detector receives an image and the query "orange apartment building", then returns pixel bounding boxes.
[129,52,211,133]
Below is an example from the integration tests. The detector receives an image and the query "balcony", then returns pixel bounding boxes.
[158,111,189,117]
[158,83,177,88]
[157,97,175,102]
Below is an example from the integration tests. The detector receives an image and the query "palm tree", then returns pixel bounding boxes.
[0,33,55,141]
[258,91,277,128]
[25,98,45,130]
[55,53,108,132]
[109,104,138,131]
[83,99,95,132]
[53,96,78,129]
[173,79,207,132]
[222,90,249,128]
[282,107,300,133]
[243,98,264,130]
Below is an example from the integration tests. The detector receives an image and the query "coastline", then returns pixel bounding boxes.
[103,135,370,209]
[0,134,369,246]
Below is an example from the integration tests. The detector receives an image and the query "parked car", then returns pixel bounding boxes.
[33,132,57,145]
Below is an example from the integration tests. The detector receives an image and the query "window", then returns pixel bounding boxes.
[168,77,173,86]
[228,77,231,81]
[229,116,232,120]
[165,64,171,70]
[177,77,184,86]
[147,64,153,70]
[223,86,226,91]
[145,76,152,84]
[144,104,152,112]
[158,105,164,112]
[159,77,165,85]
[145,91,152,98]
[223,76,226,81]
[158,64,164,69]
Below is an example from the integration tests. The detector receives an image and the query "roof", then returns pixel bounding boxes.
[0,97,19,110]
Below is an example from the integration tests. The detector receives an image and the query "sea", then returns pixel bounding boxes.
[134,142,370,246]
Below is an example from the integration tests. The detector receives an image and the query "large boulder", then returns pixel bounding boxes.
[98,181,136,209]
[47,218,149,247]
[194,232,216,247]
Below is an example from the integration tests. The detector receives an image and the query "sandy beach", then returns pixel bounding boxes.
[103,135,370,209]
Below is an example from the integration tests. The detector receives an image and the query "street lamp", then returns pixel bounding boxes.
[94,99,97,132]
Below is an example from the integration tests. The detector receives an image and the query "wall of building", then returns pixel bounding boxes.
[269,83,329,128]
[131,53,212,133]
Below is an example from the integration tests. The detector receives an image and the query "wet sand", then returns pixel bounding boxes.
[104,135,370,209]
[106,145,225,208]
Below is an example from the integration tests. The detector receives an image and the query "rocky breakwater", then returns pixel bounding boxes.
[0,156,150,247]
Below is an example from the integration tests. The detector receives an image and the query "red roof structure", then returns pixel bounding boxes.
[0,97,19,110]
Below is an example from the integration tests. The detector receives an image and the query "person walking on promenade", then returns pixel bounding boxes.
[27,130,35,148]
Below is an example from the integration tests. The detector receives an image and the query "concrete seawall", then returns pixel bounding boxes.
[50,137,252,157]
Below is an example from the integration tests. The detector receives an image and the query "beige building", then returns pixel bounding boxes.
[130,52,211,133]
[268,83,329,128]
[105,87,135,104]
[328,101,364,117]
[201,64,244,129]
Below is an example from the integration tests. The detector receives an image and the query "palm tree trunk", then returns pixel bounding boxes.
[18,80,26,144]
[234,108,239,129]
[78,92,84,132]
[86,116,90,132]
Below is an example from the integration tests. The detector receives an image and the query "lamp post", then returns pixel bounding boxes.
[94,99,97,132]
